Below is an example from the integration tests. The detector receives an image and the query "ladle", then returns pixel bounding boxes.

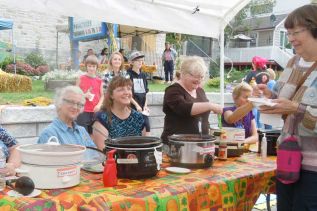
[6,176,35,196]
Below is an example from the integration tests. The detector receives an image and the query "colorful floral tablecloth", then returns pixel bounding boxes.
[0,153,276,211]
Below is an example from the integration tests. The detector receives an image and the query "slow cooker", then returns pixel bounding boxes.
[168,134,216,168]
[258,129,281,156]
[16,143,86,189]
[104,136,162,179]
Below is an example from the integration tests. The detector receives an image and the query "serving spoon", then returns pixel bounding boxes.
[6,176,35,196]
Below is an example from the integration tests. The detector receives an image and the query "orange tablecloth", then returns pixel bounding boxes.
[0,153,276,211]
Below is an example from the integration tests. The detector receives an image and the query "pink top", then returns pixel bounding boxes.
[79,75,102,112]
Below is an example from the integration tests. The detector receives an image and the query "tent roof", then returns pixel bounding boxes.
[1,0,251,39]
[0,18,13,30]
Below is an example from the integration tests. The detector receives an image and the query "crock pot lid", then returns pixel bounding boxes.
[168,134,216,142]
[106,136,161,147]
[19,144,85,152]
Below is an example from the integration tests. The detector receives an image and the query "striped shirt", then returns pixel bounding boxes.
[273,56,317,172]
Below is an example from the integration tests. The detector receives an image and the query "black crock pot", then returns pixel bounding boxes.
[258,129,281,156]
[104,136,162,179]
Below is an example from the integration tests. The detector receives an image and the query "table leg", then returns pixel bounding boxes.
[266,194,271,211]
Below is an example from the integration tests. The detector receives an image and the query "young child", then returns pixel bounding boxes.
[76,55,104,134]
[222,82,258,147]
[127,51,150,135]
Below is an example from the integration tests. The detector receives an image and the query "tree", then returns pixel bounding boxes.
[225,0,276,45]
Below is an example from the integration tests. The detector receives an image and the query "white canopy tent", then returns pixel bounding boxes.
[2,0,251,105]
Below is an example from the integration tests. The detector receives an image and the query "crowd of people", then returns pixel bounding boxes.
[1,3,317,210]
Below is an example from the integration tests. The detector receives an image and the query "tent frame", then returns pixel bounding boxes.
[0,18,16,74]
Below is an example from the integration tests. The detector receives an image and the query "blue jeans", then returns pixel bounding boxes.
[277,170,317,211]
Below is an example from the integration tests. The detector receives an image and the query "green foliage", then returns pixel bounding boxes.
[250,0,276,16]
[25,52,47,68]
[226,68,249,83]
[225,0,276,43]
[0,80,54,104]
[0,56,14,70]
[206,77,225,88]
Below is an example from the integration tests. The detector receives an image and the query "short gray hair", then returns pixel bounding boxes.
[180,56,207,78]
[54,86,85,109]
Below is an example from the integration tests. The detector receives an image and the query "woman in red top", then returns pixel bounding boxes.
[76,55,104,134]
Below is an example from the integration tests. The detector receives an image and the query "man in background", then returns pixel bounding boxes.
[162,42,177,84]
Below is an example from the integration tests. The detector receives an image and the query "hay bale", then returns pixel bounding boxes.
[0,70,32,92]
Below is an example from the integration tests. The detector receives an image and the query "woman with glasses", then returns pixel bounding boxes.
[38,86,96,147]
[255,4,317,210]
[161,56,223,146]
[92,76,146,150]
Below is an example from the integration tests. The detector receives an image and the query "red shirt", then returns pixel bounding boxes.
[79,75,102,112]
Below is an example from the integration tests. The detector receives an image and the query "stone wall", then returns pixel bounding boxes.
[0,3,70,67]
[0,92,233,145]
[0,5,167,72]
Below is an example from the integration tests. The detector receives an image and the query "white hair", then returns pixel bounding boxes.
[180,56,207,77]
[54,86,85,109]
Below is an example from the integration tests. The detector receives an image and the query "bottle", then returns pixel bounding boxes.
[218,130,228,161]
[261,133,267,159]
[0,147,6,191]
[250,77,257,88]
[103,149,117,187]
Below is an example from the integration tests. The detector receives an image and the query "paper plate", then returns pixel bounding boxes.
[165,167,191,174]
[248,97,276,107]
[7,189,41,198]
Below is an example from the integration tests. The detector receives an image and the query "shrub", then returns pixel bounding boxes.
[226,68,249,83]
[5,62,34,75]
[24,52,47,68]
[5,62,49,76]
[0,56,14,70]
[207,77,220,88]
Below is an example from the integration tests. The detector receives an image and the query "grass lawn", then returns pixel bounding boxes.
[0,80,219,105]
[0,80,54,105]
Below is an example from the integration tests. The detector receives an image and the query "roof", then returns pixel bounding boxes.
[235,14,287,32]
[0,18,13,30]
[231,34,253,41]
[1,0,251,39]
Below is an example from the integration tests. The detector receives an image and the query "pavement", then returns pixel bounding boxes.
[252,194,277,211]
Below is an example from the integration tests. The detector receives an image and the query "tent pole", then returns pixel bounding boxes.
[56,31,59,69]
[219,28,225,107]
[12,28,16,74]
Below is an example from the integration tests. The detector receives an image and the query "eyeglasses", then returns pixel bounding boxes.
[189,73,204,80]
[286,28,307,38]
[63,99,84,109]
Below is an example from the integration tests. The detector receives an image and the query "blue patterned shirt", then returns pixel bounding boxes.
[38,118,96,147]
[95,109,145,139]
[0,127,17,158]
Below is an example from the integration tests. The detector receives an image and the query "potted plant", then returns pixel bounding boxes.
[42,69,83,91]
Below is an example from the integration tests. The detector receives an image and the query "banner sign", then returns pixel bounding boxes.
[69,17,107,41]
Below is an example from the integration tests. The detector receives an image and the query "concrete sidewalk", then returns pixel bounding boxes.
[252,194,277,211]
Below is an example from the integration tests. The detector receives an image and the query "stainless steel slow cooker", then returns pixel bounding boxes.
[16,143,86,189]
[168,134,216,168]
[104,136,163,179]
